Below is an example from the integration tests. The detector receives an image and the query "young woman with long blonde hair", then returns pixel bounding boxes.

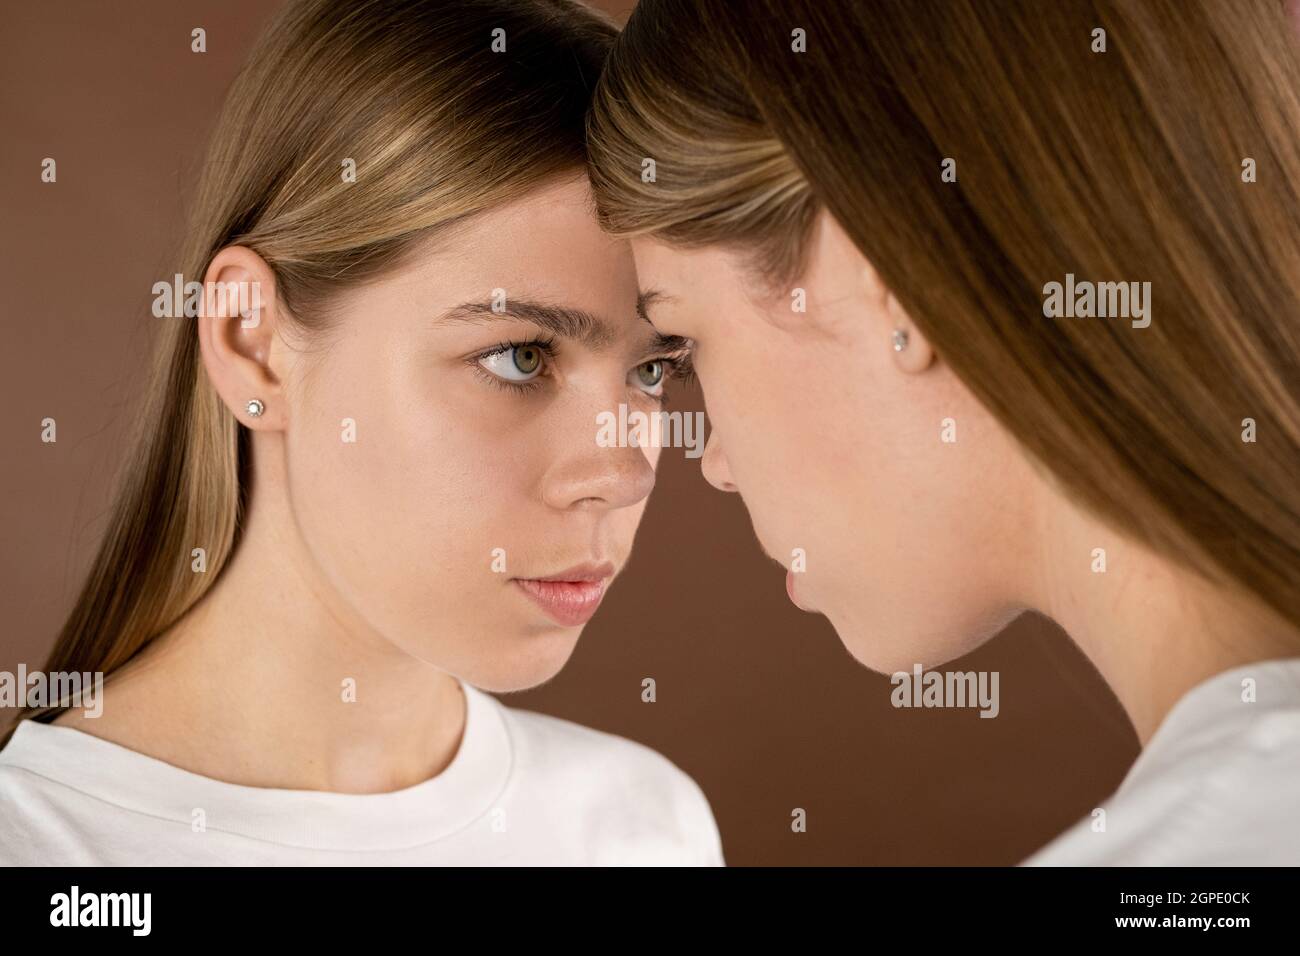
[0,0,721,866]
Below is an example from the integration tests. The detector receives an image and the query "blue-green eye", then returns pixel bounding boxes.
[632,360,665,394]
[480,344,545,381]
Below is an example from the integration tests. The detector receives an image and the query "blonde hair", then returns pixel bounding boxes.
[7,0,615,741]
[588,0,1300,631]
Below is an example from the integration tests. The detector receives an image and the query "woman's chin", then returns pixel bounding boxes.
[457,627,585,694]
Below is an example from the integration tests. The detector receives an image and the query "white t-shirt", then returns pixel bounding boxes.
[0,680,724,866]
[1023,657,1300,865]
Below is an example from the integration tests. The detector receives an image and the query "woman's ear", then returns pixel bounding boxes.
[795,209,937,374]
[882,285,935,375]
[196,245,287,430]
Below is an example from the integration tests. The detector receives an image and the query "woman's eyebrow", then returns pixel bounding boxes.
[635,291,689,352]
[636,288,671,322]
[437,298,616,349]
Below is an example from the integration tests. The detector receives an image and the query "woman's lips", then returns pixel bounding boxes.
[513,565,613,627]
[786,569,810,612]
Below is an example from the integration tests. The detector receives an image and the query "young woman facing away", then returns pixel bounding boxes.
[587,0,1300,864]
[0,0,723,866]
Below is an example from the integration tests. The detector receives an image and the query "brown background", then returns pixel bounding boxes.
[0,0,1138,865]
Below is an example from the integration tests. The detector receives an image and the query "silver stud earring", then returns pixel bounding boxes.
[246,398,265,418]
[892,328,910,352]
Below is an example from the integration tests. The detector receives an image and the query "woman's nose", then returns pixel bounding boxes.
[541,439,656,511]
[701,430,738,493]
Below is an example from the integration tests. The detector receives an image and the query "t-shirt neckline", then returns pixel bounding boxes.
[0,679,513,853]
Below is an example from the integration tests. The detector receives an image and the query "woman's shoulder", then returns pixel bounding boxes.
[495,696,708,796]
[1024,690,1300,866]
[483,692,724,864]
[0,720,107,865]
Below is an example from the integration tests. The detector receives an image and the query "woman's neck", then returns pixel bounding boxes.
[1030,490,1300,746]
[55,469,466,794]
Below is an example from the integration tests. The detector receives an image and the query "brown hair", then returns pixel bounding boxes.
[5,0,615,742]
[587,0,1300,631]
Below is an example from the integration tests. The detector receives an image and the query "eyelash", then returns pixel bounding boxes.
[468,337,559,396]
[469,337,695,403]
